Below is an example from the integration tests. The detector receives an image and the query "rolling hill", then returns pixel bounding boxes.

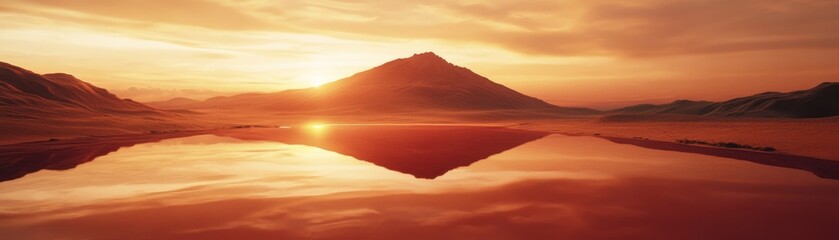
[611,82,839,118]
[0,62,157,114]
[0,61,203,144]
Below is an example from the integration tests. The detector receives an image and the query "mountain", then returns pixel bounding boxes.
[611,82,839,118]
[0,61,201,144]
[154,52,597,116]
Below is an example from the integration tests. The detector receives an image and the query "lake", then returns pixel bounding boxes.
[1,125,838,240]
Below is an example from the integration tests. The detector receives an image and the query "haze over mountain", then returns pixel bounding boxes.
[0,62,201,144]
[611,82,839,118]
[149,52,597,116]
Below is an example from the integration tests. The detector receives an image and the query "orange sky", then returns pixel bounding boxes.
[1,0,838,109]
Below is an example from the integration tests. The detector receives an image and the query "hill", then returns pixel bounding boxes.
[611,82,839,118]
[0,61,204,144]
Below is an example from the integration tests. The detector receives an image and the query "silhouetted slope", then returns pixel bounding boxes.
[612,82,839,118]
[0,62,156,114]
[0,61,201,144]
[168,52,597,115]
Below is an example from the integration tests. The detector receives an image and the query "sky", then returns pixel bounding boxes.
[1,0,838,109]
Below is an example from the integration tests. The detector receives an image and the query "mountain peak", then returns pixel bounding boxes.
[405,52,449,64]
[411,51,441,58]
[347,52,469,85]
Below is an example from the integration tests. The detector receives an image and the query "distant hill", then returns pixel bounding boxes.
[146,97,200,110]
[152,52,598,116]
[611,82,839,118]
[0,62,158,114]
[0,62,201,144]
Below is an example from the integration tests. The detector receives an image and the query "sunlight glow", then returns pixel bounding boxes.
[303,122,331,137]
[301,69,335,87]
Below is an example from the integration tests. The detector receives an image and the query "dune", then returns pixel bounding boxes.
[0,62,212,144]
[611,82,839,118]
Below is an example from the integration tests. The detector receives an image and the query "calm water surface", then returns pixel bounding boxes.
[0,126,837,240]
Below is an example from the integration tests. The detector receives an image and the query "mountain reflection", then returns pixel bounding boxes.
[3,125,836,183]
[3,127,839,240]
[0,131,206,182]
[214,125,550,179]
[0,126,548,182]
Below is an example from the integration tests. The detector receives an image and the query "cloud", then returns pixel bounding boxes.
[275,0,839,57]
[5,0,274,30]
[3,0,838,57]
[578,0,839,56]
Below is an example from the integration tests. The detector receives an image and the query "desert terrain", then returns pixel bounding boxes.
[2,53,838,162]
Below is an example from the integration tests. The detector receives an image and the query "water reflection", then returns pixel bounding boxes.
[1,127,838,240]
[3,176,839,240]
[0,126,547,182]
[601,137,839,179]
[214,126,550,179]
[2,126,837,183]
[0,131,206,182]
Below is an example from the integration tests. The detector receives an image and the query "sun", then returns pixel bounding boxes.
[302,70,333,87]
[302,122,330,137]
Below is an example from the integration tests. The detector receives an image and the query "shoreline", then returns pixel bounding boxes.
[3,118,837,162]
